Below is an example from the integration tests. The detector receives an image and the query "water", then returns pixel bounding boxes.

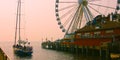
[0,41,101,60]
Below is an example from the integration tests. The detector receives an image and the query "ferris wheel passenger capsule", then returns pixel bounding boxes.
[57,18,60,21]
[55,4,58,8]
[56,0,59,3]
[62,29,66,32]
[60,25,63,29]
[56,13,59,16]
[58,22,61,25]
[116,5,120,10]
[55,9,58,12]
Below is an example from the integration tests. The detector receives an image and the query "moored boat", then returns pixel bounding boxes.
[13,0,33,56]
[13,40,33,56]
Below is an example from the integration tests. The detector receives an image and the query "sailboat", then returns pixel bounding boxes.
[13,0,33,56]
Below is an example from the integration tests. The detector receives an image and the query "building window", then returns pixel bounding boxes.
[77,33,81,36]
[85,33,90,36]
[94,31,100,34]
[105,30,113,33]
[76,33,81,38]
[94,31,100,37]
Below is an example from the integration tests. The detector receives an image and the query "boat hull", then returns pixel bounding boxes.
[13,48,33,56]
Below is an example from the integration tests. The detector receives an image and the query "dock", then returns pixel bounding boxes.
[0,47,10,60]
[41,40,120,60]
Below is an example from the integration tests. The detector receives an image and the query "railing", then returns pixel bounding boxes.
[0,47,10,60]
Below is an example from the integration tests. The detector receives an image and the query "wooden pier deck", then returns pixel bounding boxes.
[0,47,10,60]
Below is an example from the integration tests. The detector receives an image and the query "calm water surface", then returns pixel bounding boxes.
[0,41,100,60]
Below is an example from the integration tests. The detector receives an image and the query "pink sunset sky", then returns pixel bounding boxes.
[0,0,64,42]
[0,0,117,42]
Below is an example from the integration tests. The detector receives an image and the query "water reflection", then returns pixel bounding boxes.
[13,53,32,60]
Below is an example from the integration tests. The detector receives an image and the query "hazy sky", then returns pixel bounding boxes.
[0,0,117,42]
[0,0,64,42]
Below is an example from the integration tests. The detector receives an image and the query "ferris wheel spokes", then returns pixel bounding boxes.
[55,0,117,35]
[88,3,116,9]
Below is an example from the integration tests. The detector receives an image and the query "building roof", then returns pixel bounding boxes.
[76,21,120,33]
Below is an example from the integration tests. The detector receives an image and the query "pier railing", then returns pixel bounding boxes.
[0,47,10,60]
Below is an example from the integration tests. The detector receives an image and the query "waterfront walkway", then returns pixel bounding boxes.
[0,47,10,60]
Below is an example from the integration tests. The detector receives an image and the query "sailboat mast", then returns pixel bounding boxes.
[18,0,21,41]
[14,0,22,45]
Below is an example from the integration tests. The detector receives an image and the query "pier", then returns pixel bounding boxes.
[42,0,120,60]
[41,40,120,60]
[0,47,10,60]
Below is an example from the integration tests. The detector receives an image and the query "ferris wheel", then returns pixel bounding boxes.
[55,0,118,35]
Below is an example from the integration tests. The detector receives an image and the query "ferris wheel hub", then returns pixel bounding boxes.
[78,0,88,6]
